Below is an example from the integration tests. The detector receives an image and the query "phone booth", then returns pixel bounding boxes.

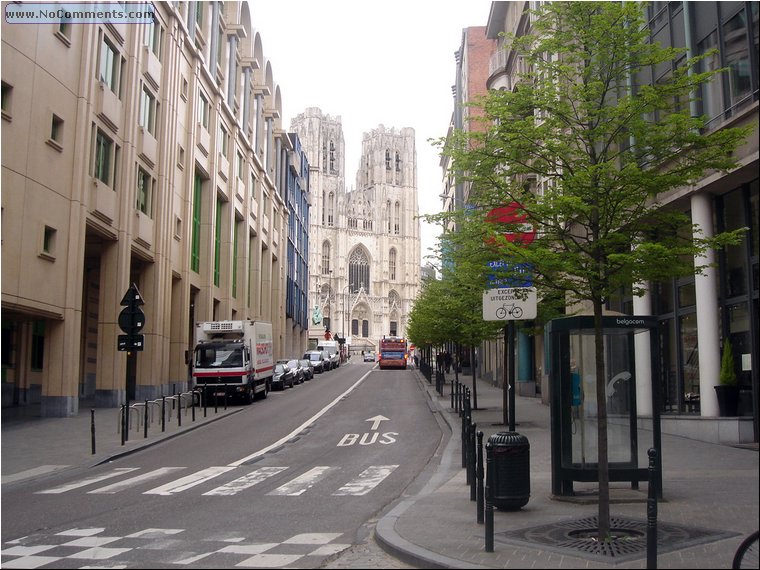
[547,315,662,498]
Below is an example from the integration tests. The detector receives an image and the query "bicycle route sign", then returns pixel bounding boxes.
[482,287,537,321]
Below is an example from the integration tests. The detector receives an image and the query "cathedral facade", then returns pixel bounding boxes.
[290,108,421,353]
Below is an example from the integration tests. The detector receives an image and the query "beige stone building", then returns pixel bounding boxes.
[1,2,307,415]
[290,108,421,352]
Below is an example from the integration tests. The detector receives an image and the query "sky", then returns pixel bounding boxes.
[248,0,495,265]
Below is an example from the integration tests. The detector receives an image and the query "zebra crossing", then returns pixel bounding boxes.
[34,463,399,498]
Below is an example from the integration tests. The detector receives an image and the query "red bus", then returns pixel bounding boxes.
[378,336,408,370]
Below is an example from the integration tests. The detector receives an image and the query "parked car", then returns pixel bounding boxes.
[271,362,295,390]
[299,358,314,381]
[304,350,326,374]
[363,351,376,362]
[327,350,340,369]
[286,359,305,384]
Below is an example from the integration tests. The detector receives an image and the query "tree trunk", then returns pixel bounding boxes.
[594,300,611,539]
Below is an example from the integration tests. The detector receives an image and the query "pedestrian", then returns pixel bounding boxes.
[436,352,443,372]
[444,351,452,373]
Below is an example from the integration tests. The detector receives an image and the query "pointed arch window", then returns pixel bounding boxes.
[389,248,397,281]
[395,151,401,171]
[327,191,335,226]
[385,149,391,170]
[387,200,392,233]
[329,140,335,173]
[322,241,331,275]
[322,142,327,172]
[394,201,400,234]
[348,248,370,294]
[321,190,326,225]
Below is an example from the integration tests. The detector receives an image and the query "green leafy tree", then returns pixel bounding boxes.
[429,1,751,539]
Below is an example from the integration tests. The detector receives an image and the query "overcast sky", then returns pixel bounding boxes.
[248,0,495,264]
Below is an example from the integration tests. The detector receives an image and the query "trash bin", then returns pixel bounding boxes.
[487,431,530,510]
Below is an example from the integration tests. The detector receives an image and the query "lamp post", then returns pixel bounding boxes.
[325,269,333,336]
[342,284,351,361]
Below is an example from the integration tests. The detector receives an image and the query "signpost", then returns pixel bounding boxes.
[117,283,145,415]
[484,202,536,430]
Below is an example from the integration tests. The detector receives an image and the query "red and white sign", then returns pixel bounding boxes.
[485,202,536,245]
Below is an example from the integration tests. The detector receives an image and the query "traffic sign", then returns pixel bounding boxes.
[485,202,536,245]
[487,261,533,287]
[118,334,144,351]
[482,287,537,321]
[117,283,146,351]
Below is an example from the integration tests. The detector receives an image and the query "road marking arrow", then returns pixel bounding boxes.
[365,415,390,431]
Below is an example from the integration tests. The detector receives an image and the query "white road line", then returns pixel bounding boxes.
[36,468,139,494]
[203,466,288,496]
[88,467,186,494]
[228,370,374,467]
[2,465,70,485]
[143,466,236,495]
[266,466,335,496]
[333,465,399,496]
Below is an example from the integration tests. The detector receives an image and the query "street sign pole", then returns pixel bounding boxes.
[508,321,516,432]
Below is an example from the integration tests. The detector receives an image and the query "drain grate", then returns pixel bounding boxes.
[496,515,738,563]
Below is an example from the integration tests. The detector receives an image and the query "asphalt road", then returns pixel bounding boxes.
[1,362,441,568]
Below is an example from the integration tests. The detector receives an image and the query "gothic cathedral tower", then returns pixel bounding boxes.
[290,108,420,353]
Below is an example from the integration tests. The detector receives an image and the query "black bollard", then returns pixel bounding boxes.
[144,400,148,438]
[178,396,182,427]
[461,401,468,469]
[191,393,196,422]
[477,431,484,524]
[469,421,477,501]
[161,396,166,432]
[91,409,96,455]
[120,404,126,446]
[485,441,494,552]
[647,448,658,569]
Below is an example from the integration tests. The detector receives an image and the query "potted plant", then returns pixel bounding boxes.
[714,338,739,416]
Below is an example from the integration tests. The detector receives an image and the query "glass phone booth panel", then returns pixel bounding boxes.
[548,316,662,497]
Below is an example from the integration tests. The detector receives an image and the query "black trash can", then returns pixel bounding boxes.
[487,431,530,510]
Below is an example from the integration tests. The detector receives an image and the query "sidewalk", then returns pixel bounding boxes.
[2,371,758,569]
[376,367,759,569]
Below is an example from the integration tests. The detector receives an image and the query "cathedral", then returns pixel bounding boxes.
[290,108,421,353]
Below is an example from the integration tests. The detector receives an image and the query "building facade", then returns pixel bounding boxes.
[290,108,421,353]
[1,2,310,416]
[467,1,758,443]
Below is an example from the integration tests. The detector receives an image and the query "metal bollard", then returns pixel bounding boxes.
[647,448,658,569]
[178,396,182,427]
[477,431,484,523]
[469,421,477,501]
[91,409,96,455]
[144,400,149,438]
[161,396,166,432]
[485,441,494,552]
[461,401,468,469]
[120,404,126,446]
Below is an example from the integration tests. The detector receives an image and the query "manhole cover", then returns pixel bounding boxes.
[496,515,738,563]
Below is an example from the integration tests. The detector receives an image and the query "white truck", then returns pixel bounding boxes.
[317,339,340,368]
[192,320,273,404]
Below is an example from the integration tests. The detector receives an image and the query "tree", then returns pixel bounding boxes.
[430,1,751,540]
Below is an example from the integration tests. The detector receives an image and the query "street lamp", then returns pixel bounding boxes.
[342,284,352,359]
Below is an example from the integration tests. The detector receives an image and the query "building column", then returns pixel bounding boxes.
[692,192,721,417]
[633,283,653,415]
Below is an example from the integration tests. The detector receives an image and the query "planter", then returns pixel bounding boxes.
[714,385,740,417]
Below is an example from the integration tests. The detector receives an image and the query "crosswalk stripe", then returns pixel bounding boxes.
[144,466,236,495]
[267,466,335,496]
[37,468,139,494]
[203,466,288,496]
[333,465,399,496]
[88,468,187,494]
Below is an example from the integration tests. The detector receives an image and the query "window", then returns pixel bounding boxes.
[42,225,56,258]
[93,128,114,186]
[329,140,335,173]
[49,114,64,147]
[136,167,153,216]
[348,248,370,293]
[99,35,122,95]
[198,91,210,129]
[385,149,391,170]
[389,248,397,281]
[327,191,334,226]
[214,197,222,286]
[57,18,71,41]
[322,241,331,274]
[1,82,11,118]
[232,219,240,298]
[394,201,400,234]
[181,77,188,101]
[191,173,203,272]
[30,321,45,371]
[143,19,163,60]
[237,150,244,179]
[722,9,752,109]
[178,145,185,169]
[140,86,157,135]
[219,124,229,157]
